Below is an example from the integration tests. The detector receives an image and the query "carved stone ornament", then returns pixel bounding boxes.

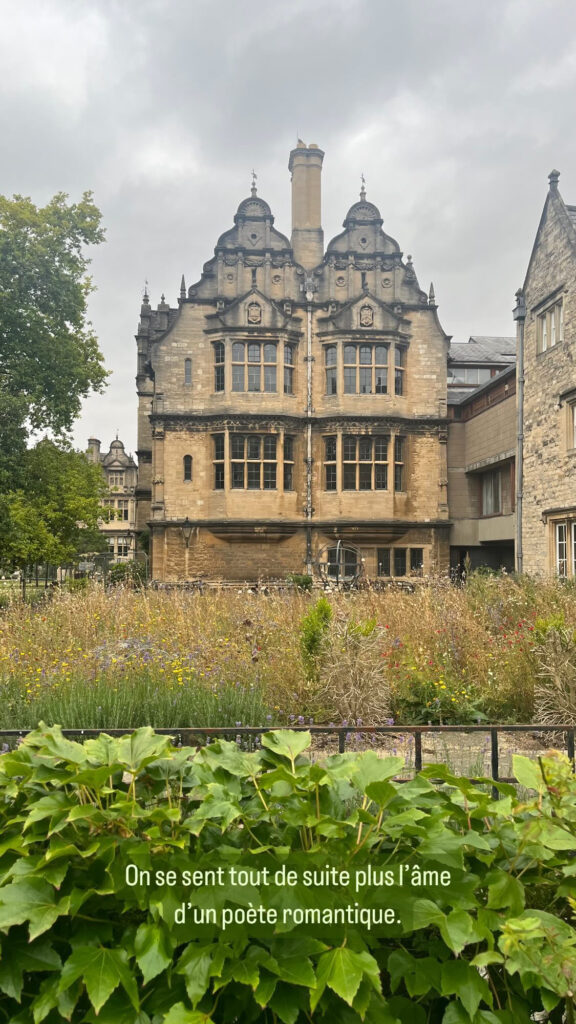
[247,302,262,324]
[360,305,374,327]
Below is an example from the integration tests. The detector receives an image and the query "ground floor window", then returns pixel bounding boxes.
[377,546,423,577]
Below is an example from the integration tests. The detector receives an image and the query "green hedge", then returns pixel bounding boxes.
[0,726,575,1022]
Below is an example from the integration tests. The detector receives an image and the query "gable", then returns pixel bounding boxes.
[205,289,301,332]
[317,293,410,335]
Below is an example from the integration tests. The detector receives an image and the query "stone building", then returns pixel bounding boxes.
[447,363,516,575]
[519,170,576,576]
[87,437,138,563]
[136,143,453,582]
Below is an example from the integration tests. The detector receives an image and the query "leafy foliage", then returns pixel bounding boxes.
[299,595,333,681]
[0,728,575,1021]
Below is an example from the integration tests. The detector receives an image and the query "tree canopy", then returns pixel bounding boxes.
[0,191,109,570]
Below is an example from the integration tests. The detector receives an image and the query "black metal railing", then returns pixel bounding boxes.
[1,724,574,799]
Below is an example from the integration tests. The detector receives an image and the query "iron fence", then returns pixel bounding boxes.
[1,723,573,799]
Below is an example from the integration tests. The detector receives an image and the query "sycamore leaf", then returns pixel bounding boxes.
[0,878,70,939]
[59,946,139,1014]
[134,922,173,985]
[162,1005,214,1023]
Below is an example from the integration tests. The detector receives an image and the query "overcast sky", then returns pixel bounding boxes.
[3,0,576,457]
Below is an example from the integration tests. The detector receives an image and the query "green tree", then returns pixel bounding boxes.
[0,441,107,571]
[0,190,107,442]
[0,190,108,570]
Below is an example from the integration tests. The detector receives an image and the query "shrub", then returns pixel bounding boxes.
[534,626,576,724]
[299,595,332,682]
[0,727,576,1021]
[286,573,313,592]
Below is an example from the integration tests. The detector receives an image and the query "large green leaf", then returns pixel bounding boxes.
[0,877,70,939]
[261,730,312,764]
[512,755,546,793]
[176,944,216,1006]
[312,947,380,1010]
[441,960,492,1019]
[134,922,173,984]
[163,1005,214,1023]
[59,945,139,1014]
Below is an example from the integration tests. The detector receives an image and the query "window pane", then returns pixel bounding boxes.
[374,436,388,460]
[377,549,390,576]
[343,436,356,460]
[359,368,372,394]
[394,465,404,491]
[359,345,372,364]
[359,464,372,489]
[231,436,245,459]
[248,343,260,362]
[214,464,224,489]
[375,464,388,489]
[264,343,276,363]
[232,365,244,391]
[183,455,192,481]
[231,464,244,488]
[395,437,404,462]
[394,548,407,576]
[232,342,244,361]
[395,347,405,367]
[344,345,356,364]
[247,437,261,459]
[263,436,276,459]
[284,464,293,490]
[325,346,337,366]
[284,436,294,461]
[344,367,356,393]
[215,365,225,391]
[343,464,356,489]
[359,438,372,461]
[263,463,276,489]
[375,345,387,364]
[284,366,294,394]
[248,365,261,391]
[264,365,277,392]
[214,343,225,363]
[410,548,423,573]
[326,367,337,394]
[247,463,260,489]
[285,344,295,365]
[557,523,568,577]
[395,369,403,395]
[325,465,337,490]
[213,434,224,460]
[375,369,387,394]
[324,436,336,461]
[184,359,192,384]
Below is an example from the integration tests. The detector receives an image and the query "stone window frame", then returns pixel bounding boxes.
[394,436,405,492]
[213,343,225,392]
[231,341,278,394]
[537,297,564,354]
[342,343,389,396]
[283,435,295,490]
[108,472,125,488]
[183,454,193,483]
[184,358,192,385]
[116,499,130,521]
[284,344,296,396]
[394,345,406,396]
[213,433,225,489]
[230,433,277,490]
[341,434,390,491]
[376,546,424,577]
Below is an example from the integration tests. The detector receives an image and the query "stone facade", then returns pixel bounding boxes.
[135,143,451,583]
[520,171,576,576]
[87,438,138,562]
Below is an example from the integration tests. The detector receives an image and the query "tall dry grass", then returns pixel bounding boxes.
[1,574,575,726]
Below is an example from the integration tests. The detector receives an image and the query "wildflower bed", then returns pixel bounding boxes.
[0,574,574,731]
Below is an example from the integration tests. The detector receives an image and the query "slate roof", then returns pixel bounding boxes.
[448,336,516,364]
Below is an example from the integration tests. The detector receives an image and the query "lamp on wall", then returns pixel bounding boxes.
[181,517,194,548]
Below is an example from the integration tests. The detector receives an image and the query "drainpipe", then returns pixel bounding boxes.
[513,289,526,575]
[305,279,315,573]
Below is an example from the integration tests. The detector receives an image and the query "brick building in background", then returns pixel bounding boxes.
[135,143,454,582]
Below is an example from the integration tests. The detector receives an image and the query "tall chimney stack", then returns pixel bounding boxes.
[87,438,101,464]
[288,141,324,270]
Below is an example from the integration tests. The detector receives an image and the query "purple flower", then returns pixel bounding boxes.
[235,721,242,727]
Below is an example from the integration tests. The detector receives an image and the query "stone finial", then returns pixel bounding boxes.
[428,282,437,307]
[251,169,258,197]
[360,173,366,201]
[180,274,186,300]
[549,169,560,192]
[140,282,151,316]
